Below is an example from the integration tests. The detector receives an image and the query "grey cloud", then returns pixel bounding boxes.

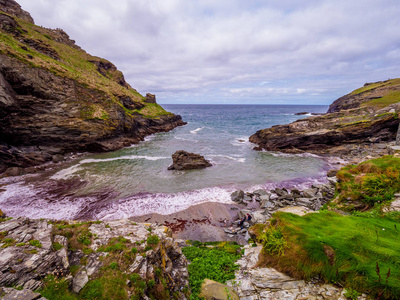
[17,0,400,104]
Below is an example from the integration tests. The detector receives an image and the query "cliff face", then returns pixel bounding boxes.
[250,79,400,154]
[0,0,185,173]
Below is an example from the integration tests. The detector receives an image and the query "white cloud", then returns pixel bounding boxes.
[16,0,400,104]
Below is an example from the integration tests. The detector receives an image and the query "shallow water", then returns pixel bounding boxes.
[0,104,338,220]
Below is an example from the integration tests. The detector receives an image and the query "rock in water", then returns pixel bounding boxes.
[168,150,212,170]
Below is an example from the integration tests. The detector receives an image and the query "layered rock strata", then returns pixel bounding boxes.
[0,0,186,173]
[0,217,189,299]
[228,245,368,300]
[250,79,400,155]
[168,150,212,170]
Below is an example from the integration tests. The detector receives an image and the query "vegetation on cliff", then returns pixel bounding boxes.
[0,1,185,172]
[254,211,400,299]
[0,8,163,118]
[182,241,242,299]
[335,156,400,211]
[250,79,400,154]
[252,156,400,300]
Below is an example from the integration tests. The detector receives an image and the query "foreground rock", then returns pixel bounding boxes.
[0,217,189,299]
[0,1,186,174]
[228,245,367,300]
[168,150,212,170]
[250,79,400,155]
[226,180,337,240]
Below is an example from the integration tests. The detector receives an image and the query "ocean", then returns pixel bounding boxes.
[0,104,339,220]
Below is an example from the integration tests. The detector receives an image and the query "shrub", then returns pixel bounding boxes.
[29,239,42,248]
[146,235,159,245]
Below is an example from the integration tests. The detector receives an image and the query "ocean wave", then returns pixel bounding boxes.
[96,187,233,220]
[269,151,322,158]
[190,127,204,134]
[208,154,246,163]
[50,155,168,180]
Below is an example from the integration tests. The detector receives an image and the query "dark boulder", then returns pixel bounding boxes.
[168,150,212,170]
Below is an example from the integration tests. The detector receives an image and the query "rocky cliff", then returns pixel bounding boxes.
[250,79,400,155]
[0,0,186,173]
[0,216,189,299]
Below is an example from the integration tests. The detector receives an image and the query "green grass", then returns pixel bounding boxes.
[0,14,173,120]
[362,90,400,109]
[351,78,400,95]
[336,156,400,209]
[256,211,400,299]
[182,242,242,299]
[135,103,172,118]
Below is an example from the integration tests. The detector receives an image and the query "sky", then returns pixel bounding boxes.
[16,0,400,105]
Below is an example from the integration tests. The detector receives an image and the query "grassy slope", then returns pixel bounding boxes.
[254,156,400,299]
[0,12,169,118]
[350,78,400,109]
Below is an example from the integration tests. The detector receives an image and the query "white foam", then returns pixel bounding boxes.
[190,127,204,134]
[50,155,168,180]
[208,154,246,163]
[96,186,233,220]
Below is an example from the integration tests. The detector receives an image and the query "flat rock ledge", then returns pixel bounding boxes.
[227,245,368,300]
[168,150,212,170]
[0,217,189,299]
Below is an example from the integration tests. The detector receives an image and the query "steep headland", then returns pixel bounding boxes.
[0,0,185,174]
[250,79,400,156]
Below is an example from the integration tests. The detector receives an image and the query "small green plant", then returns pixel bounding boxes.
[16,242,26,247]
[344,288,361,300]
[182,242,241,299]
[77,230,92,245]
[108,262,119,270]
[29,239,42,248]
[259,226,287,256]
[52,242,63,251]
[146,235,159,245]
[131,247,138,254]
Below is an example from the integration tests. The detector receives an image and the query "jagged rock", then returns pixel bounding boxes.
[327,169,339,177]
[199,279,239,300]
[231,190,245,203]
[168,150,212,170]
[251,211,270,224]
[296,198,312,207]
[0,218,189,299]
[0,287,46,300]
[253,189,268,196]
[145,93,156,103]
[0,2,186,173]
[274,188,288,196]
[228,245,364,300]
[269,193,279,200]
[72,269,88,293]
[303,188,318,198]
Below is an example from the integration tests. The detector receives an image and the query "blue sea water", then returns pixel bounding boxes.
[0,104,338,220]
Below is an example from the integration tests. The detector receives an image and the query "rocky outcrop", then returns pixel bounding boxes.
[0,217,189,299]
[228,245,367,300]
[0,0,34,23]
[328,79,400,113]
[145,93,157,103]
[168,150,212,170]
[250,79,400,155]
[0,1,186,174]
[225,180,337,240]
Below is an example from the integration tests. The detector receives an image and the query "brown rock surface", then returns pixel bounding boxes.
[0,2,186,173]
[250,79,400,155]
[168,150,212,170]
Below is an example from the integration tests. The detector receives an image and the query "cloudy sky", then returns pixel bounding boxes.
[17,0,400,105]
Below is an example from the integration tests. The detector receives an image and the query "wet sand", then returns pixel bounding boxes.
[131,201,253,244]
